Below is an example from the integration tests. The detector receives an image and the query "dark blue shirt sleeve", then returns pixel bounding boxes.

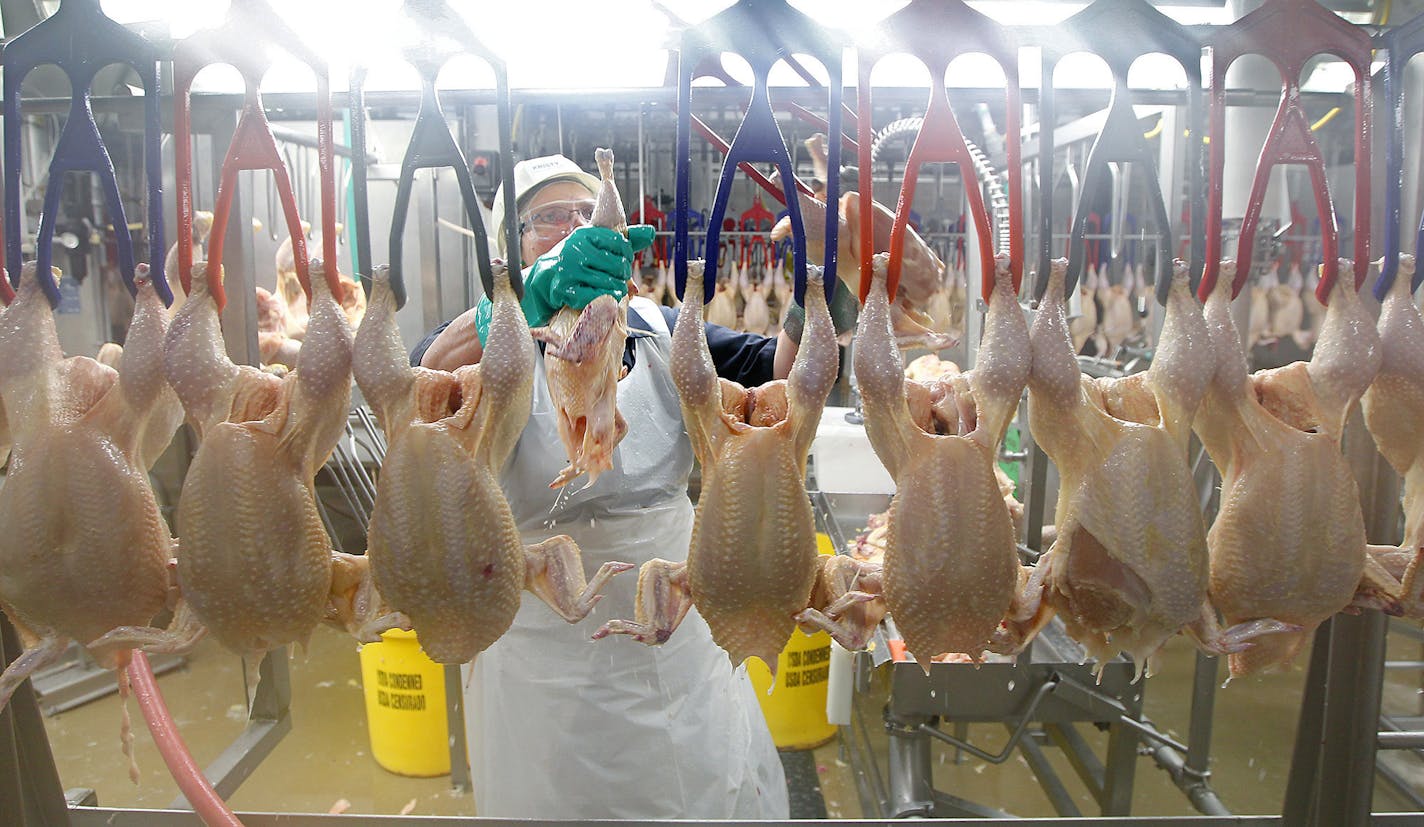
[659,306,779,387]
[410,320,451,367]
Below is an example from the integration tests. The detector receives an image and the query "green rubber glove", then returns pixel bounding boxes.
[781,282,860,345]
[474,224,656,346]
[472,296,495,347]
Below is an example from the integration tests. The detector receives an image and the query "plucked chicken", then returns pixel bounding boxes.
[772,262,793,330]
[162,209,214,311]
[256,285,302,368]
[1193,260,1401,677]
[0,263,179,714]
[273,222,313,339]
[853,252,1029,665]
[94,258,360,664]
[1265,265,1307,347]
[740,264,772,335]
[1097,266,1135,356]
[596,261,876,670]
[530,147,631,489]
[1361,255,1424,616]
[1070,265,1102,355]
[275,224,366,337]
[775,189,954,350]
[1301,264,1326,347]
[1014,260,1293,677]
[705,271,739,329]
[351,263,628,661]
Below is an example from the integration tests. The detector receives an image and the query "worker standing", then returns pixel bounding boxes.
[414,154,810,819]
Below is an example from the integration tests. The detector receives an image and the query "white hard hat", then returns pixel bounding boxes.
[491,154,601,257]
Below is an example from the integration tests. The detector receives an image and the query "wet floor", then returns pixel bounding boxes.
[38,619,1424,819]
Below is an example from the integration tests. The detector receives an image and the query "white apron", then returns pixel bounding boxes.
[464,297,788,819]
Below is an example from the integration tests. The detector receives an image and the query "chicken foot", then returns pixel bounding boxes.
[794,556,887,651]
[522,536,635,623]
[591,558,693,646]
[595,554,884,655]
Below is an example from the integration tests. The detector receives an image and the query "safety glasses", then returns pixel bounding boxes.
[521,199,596,236]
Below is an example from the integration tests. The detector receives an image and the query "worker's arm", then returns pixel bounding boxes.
[656,275,858,385]
[657,307,804,385]
[415,226,655,370]
[413,310,482,370]
[772,331,797,379]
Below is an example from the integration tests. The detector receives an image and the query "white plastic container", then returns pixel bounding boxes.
[811,406,895,495]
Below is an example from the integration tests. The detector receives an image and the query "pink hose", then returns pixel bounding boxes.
[127,651,246,827]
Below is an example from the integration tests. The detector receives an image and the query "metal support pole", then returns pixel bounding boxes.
[1282,622,1334,825]
[443,664,469,792]
[1314,611,1389,826]
[170,649,292,808]
[1016,727,1082,817]
[1185,652,1219,783]
[1101,721,1140,816]
[1149,738,1232,817]
[0,615,72,827]
[883,714,934,818]
[1378,730,1424,750]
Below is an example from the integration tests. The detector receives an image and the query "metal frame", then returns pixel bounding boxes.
[0,614,72,827]
[170,650,292,810]
[814,489,1155,820]
[878,630,1146,819]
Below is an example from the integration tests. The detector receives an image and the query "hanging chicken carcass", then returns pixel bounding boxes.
[1097,265,1135,356]
[349,263,629,661]
[1265,265,1307,347]
[851,252,1030,666]
[530,148,632,489]
[740,264,772,335]
[596,262,881,669]
[1070,264,1102,355]
[1193,260,1403,677]
[1361,255,1424,616]
[0,263,180,718]
[1010,260,1296,677]
[704,273,739,329]
[94,258,365,666]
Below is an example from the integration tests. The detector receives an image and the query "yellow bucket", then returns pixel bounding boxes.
[747,533,839,750]
[359,629,450,777]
